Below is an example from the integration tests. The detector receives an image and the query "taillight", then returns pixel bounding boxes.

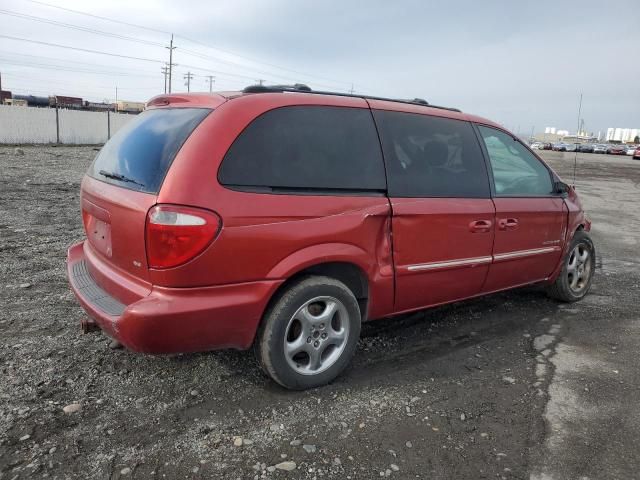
[146,205,221,269]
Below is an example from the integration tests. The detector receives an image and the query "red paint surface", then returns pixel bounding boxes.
[67,90,588,354]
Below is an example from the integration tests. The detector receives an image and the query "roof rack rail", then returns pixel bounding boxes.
[243,83,311,94]
[240,84,461,112]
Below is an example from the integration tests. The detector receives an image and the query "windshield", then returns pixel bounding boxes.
[89,108,211,194]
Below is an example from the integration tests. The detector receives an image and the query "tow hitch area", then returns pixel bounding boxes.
[80,317,99,334]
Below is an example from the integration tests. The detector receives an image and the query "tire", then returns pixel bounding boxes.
[546,230,596,302]
[255,276,361,390]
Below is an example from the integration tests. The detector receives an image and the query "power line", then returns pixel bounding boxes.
[175,46,347,91]
[0,34,162,63]
[22,0,170,35]
[3,73,157,93]
[1,57,268,91]
[0,59,159,78]
[0,9,165,47]
[176,41,350,89]
[0,50,159,74]
[178,63,266,82]
[0,51,256,87]
[3,70,245,92]
[19,0,354,89]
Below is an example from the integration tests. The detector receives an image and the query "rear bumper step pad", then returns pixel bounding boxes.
[69,260,125,317]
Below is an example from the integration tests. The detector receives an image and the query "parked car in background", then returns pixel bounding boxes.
[607,145,626,155]
[625,145,638,156]
[633,147,640,159]
[542,142,553,150]
[592,144,607,154]
[565,143,578,152]
[552,143,567,151]
[66,85,595,389]
[530,142,543,150]
[579,144,594,153]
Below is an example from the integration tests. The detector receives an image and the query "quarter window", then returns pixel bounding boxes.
[373,110,490,198]
[478,126,553,196]
[218,106,386,193]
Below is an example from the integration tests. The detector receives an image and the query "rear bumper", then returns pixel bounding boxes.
[67,241,282,354]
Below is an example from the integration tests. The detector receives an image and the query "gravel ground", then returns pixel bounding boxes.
[0,146,638,479]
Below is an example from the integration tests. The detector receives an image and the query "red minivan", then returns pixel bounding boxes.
[67,85,595,389]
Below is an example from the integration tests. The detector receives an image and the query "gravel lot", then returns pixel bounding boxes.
[1,146,638,480]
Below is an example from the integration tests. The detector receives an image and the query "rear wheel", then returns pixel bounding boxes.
[256,276,361,390]
[546,230,595,302]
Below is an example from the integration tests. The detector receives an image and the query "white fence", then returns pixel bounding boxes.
[0,105,136,144]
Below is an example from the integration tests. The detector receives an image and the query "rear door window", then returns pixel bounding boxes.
[372,110,490,198]
[89,108,211,194]
[218,105,386,193]
[478,126,553,196]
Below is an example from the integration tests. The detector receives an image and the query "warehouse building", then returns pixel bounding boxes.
[606,128,640,143]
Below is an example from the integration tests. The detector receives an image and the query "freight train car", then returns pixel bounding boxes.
[13,94,50,107]
[116,100,145,113]
[50,95,83,109]
[83,101,116,112]
[5,98,27,106]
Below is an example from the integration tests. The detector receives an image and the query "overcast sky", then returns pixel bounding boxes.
[1,0,639,134]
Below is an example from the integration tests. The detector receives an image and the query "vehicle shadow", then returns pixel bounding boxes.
[207,286,561,395]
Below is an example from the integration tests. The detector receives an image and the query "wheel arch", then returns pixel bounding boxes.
[265,260,370,323]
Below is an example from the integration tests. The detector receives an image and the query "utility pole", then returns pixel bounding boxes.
[256,79,265,86]
[572,92,583,185]
[0,70,5,105]
[184,71,194,92]
[166,34,176,93]
[161,64,169,94]
[349,83,354,94]
[206,75,215,93]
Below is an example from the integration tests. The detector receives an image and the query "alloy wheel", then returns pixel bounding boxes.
[567,243,592,294]
[283,296,350,376]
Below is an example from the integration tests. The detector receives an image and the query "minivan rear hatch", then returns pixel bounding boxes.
[81,107,212,282]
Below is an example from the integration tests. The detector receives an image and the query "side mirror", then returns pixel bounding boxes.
[553,180,569,196]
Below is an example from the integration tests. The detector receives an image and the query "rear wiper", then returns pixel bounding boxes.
[98,170,144,187]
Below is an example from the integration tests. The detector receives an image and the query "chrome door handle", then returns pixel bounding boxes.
[498,218,519,230]
[469,220,492,233]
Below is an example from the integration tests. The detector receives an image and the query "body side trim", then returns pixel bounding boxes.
[407,256,493,272]
[492,246,560,262]
[405,246,561,272]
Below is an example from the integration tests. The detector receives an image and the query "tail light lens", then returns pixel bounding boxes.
[146,205,221,269]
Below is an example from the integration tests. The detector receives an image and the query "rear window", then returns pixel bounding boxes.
[89,108,211,193]
[218,105,386,194]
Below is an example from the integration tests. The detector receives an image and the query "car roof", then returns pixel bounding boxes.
[146,85,503,129]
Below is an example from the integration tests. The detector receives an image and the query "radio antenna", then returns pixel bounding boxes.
[573,92,582,186]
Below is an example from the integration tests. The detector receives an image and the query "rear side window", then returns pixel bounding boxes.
[373,110,490,198]
[218,106,386,193]
[89,108,211,194]
[478,126,553,196]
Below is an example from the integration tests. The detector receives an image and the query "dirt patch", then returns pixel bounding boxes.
[1,146,639,479]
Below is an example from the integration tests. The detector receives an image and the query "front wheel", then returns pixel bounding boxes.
[546,230,595,302]
[255,276,361,390]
